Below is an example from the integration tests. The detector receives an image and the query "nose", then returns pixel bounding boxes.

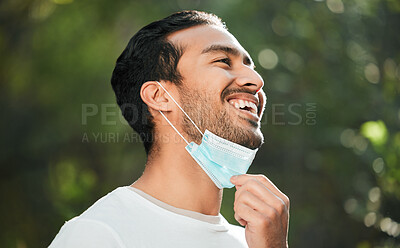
[234,66,264,93]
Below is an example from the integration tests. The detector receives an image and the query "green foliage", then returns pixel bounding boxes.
[0,0,399,247]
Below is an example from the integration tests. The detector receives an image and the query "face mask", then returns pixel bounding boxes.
[156,82,258,189]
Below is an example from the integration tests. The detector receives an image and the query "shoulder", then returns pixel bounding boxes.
[49,187,140,248]
[74,186,149,226]
[48,217,126,248]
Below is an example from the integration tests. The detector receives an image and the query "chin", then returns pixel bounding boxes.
[240,118,264,149]
[233,122,264,150]
[248,129,264,150]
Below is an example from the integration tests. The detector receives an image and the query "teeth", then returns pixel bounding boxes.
[249,102,257,113]
[239,100,245,108]
[229,99,258,114]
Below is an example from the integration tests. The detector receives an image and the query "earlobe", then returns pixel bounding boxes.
[140,81,171,112]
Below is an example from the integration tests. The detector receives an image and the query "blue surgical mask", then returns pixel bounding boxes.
[156,82,258,189]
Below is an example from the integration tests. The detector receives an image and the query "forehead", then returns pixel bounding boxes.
[167,25,250,58]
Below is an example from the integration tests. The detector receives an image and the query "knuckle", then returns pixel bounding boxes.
[234,213,240,222]
[276,202,286,214]
[258,174,268,183]
[233,203,238,212]
[282,195,290,208]
[270,208,280,220]
[257,216,270,227]
[235,189,240,199]
[263,206,279,220]
[285,195,290,206]
[234,202,242,213]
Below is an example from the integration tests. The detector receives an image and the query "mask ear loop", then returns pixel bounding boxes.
[158,110,189,145]
[156,81,203,137]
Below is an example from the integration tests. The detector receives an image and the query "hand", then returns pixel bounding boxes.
[230,174,290,248]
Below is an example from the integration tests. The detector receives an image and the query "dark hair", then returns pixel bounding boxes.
[111,10,226,154]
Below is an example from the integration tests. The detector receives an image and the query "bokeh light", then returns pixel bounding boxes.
[364,63,380,84]
[258,49,279,70]
[326,0,345,13]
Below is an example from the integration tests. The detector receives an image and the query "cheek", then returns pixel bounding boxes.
[202,66,234,82]
[183,66,234,101]
[205,71,235,95]
[213,67,235,81]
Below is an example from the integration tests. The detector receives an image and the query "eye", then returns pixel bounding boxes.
[214,58,231,67]
[244,57,255,69]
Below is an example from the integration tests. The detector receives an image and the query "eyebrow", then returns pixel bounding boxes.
[201,44,254,67]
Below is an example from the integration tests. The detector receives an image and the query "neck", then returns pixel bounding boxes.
[131,137,222,216]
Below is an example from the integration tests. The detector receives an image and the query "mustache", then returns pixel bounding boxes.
[220,87,258,102]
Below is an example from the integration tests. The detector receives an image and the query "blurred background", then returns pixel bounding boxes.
[1,0,399,247]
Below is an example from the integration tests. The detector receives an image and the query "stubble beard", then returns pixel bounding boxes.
[177,86,264,150]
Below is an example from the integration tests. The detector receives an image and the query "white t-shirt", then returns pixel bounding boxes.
[49,186,248,248]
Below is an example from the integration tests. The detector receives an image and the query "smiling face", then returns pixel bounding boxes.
[167,25,266,149]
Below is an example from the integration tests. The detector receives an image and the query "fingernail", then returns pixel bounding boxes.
[231,176,237,182]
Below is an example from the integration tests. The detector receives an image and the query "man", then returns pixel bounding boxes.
[49,10,289,248]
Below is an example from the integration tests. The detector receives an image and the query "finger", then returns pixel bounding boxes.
[231,174,285,200]
[234,202,272,230]
[236,190,278,217]
[232,174,289,208]
[235,178,288,216]
[235,190,288,232]
[235,215,247,226]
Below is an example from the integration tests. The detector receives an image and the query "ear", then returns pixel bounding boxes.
[140,81,172,112]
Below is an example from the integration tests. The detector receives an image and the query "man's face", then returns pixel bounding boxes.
[167,25,266,149]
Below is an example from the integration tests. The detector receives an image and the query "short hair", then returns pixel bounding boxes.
[111,10,226,154]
